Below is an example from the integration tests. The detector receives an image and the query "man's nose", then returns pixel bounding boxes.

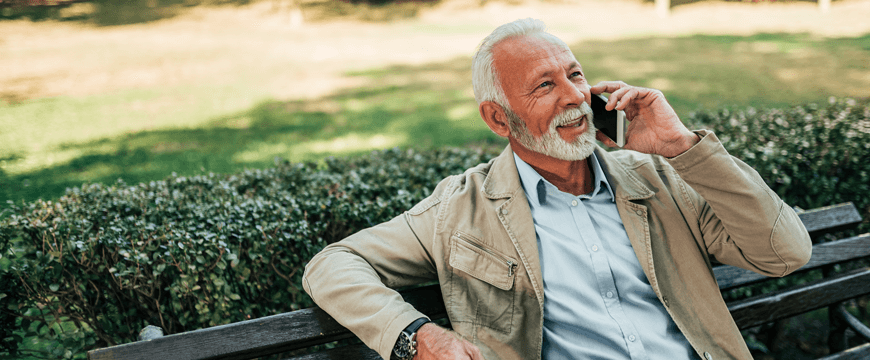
[559,81,586,108]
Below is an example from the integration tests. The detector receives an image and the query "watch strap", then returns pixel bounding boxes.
[403,317,430,335]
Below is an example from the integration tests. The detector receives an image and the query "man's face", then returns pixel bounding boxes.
[492,34,596,161]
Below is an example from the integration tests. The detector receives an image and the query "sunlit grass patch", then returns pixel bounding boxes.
[2,32,869,207]
[573,33,869,114]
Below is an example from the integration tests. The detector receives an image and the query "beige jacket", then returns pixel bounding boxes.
[302,130,812,360]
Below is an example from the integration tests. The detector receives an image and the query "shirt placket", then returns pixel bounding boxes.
[569,193,650,360]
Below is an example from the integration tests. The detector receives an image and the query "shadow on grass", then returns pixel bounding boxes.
[1,0,203,25]
[300,0,443,22]
[0,0,445,26]
[641,0,824,9]
[0,66,503,205]
[2,32,869,206]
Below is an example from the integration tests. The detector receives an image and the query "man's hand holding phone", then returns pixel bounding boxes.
[590,81,700,158]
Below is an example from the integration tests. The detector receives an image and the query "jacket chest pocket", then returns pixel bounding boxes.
[447,231,518,334]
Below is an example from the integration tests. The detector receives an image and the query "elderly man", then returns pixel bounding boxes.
[302,18,812,360]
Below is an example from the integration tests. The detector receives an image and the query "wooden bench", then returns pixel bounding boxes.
[88,202,870,360]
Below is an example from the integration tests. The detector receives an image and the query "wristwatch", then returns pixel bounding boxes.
[392,317,430,360]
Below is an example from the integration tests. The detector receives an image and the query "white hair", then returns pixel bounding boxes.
[472,18,549,107]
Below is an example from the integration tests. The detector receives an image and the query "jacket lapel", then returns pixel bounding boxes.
[594,147,662,295]
[482,145,545,311]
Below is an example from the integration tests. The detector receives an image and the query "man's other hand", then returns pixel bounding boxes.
[414,323,485,360]
[590,81,700,158]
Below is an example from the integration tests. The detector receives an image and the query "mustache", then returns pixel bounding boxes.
[552,102,594,127]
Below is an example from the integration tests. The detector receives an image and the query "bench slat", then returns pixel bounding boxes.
[88,307,354,360]
[797,202,862,238]
[815,343,870,360]
[729,267,870,330]
[714,234,870,290]
[87,285,445,360]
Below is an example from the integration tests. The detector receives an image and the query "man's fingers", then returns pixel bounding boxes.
[605,87,624,110]
[607,86,637,111]
[622,88,643,110]
[466,344,486,360]
[590,80,629,95]
[595,82,642,111]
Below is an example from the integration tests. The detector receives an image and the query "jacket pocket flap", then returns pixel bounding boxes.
[449,234,516,291]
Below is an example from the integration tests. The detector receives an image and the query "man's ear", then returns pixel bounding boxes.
[479,101,511,138]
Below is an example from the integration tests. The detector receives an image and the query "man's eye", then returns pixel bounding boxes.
[539,81,551,88]
[571,71,582,78]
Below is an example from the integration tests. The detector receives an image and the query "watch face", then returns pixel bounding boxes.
[394,333,413,359]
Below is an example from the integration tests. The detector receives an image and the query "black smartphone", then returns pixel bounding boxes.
[591,93,627,147]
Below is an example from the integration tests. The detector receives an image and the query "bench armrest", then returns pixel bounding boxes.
[835,304,870,342]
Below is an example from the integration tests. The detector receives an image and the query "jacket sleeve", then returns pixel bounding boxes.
[302,176,454,360]
[667,130,812,277]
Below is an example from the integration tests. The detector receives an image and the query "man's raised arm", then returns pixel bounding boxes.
[591,81,812,275]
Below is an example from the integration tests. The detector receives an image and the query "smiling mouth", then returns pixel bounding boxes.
[557,115,587,128]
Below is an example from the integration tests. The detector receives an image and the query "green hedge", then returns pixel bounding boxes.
[0,147,501,358]
[1,98,868,358]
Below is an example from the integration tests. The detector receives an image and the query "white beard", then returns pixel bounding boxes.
[505,102,597,161]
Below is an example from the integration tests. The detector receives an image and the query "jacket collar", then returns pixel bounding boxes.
[592,146,656,201]
[482,144,656,202]
[482,144,523,200]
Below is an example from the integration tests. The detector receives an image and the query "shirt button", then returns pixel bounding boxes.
[591,245,599,252]
[628,335,636,342]
[704,352,713,360]
[635,209,643,216]
[571,200,578,206]
[606,291,614,298]
[501,209,508,215]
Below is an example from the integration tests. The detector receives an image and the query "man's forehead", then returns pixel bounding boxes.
[493,33,571,57]
[492,34,581,79]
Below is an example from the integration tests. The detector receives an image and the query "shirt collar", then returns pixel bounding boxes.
[513,151,615,206]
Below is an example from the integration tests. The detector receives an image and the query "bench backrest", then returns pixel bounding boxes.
[88,203,868,360]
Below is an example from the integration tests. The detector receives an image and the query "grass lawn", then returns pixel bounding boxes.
[3,31,869,207]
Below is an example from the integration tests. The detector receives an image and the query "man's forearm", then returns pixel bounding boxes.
[302,213,438,359]
[304,246,428,359]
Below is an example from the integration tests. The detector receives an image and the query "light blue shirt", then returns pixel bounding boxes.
[513,152,695,360]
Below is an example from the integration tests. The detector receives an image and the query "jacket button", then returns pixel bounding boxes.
[704,352,713,360]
